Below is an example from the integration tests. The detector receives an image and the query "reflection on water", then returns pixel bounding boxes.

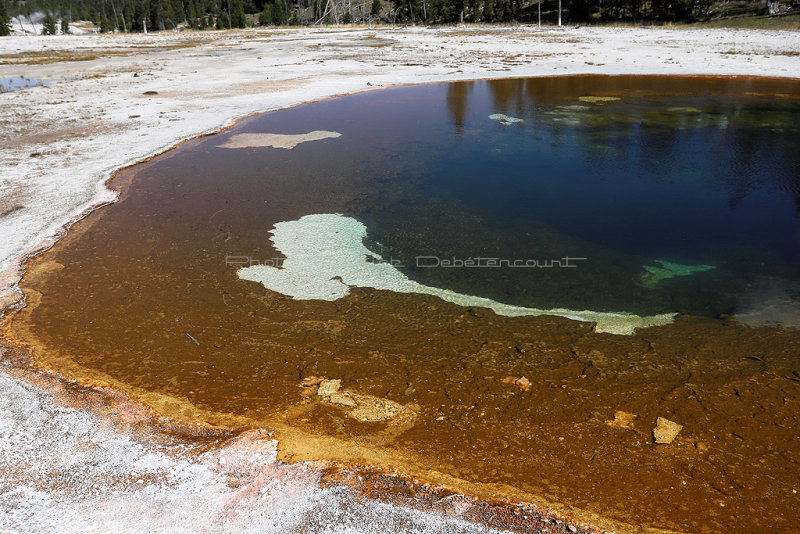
[446,81,475,134]
[358,76,800,317]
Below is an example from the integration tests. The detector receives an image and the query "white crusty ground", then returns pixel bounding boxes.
[218,130,342,149]
[1,25,800,311]
[238,213,676,334]
[0,368,514,534]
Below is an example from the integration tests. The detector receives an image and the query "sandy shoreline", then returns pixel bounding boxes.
[2,25,800,533]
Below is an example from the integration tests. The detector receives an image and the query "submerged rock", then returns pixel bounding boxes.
[347,395,413,423]
[317,379,341,397]
[606,410,637,430]
[312,378,415,425]
[501,376,532,391]
[298,375,326,387]
[329,392,357,407]
[653,417,683,444]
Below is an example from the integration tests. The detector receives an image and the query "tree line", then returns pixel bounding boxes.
[0,0,738,36]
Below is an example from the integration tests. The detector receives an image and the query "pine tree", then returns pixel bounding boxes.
[371,0,381,15]
[276,0,289,24]
[482,0,494,20]
[215,6,228,27]
[0,0,11,36]
[123,1,133,31]
[42,12,58,34]
[232,0,247,26]
[258,3,273,24]
[60,17,70,33]
[188,0,197,26]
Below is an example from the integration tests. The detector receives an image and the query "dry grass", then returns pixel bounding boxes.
[0,50,105,65]
[720,48,800,56]
[0,42,201,65]
[697,13,800,30]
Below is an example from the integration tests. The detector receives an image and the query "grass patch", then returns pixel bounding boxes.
[697,13,800,30]
[0,50,104,65]
[0,42,201,66]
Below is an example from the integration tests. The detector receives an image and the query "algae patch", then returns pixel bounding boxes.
[636,259,716,288]
[578,96,621,103]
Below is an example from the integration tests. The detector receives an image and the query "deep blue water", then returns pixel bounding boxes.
[333,77,800,317]
[148,75,800,318]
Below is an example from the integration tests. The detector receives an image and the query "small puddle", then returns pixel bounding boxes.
[0,76,73,93]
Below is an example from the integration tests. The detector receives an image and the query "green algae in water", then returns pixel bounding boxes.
[635,259,717,289]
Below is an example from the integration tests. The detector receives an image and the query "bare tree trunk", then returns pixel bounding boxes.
[767,0,780,14]
[316,0,333,24]
[110,0,121,31]
[538,0,540,27]
[558,0,561,25]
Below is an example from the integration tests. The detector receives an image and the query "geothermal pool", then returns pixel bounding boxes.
[35,75,800,324]
[7,76,800,532]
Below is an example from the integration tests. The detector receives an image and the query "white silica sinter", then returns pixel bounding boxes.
[489,114,524,125]
[218,131,342,150]
[237,214,676,335]
[0,370,512,534]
